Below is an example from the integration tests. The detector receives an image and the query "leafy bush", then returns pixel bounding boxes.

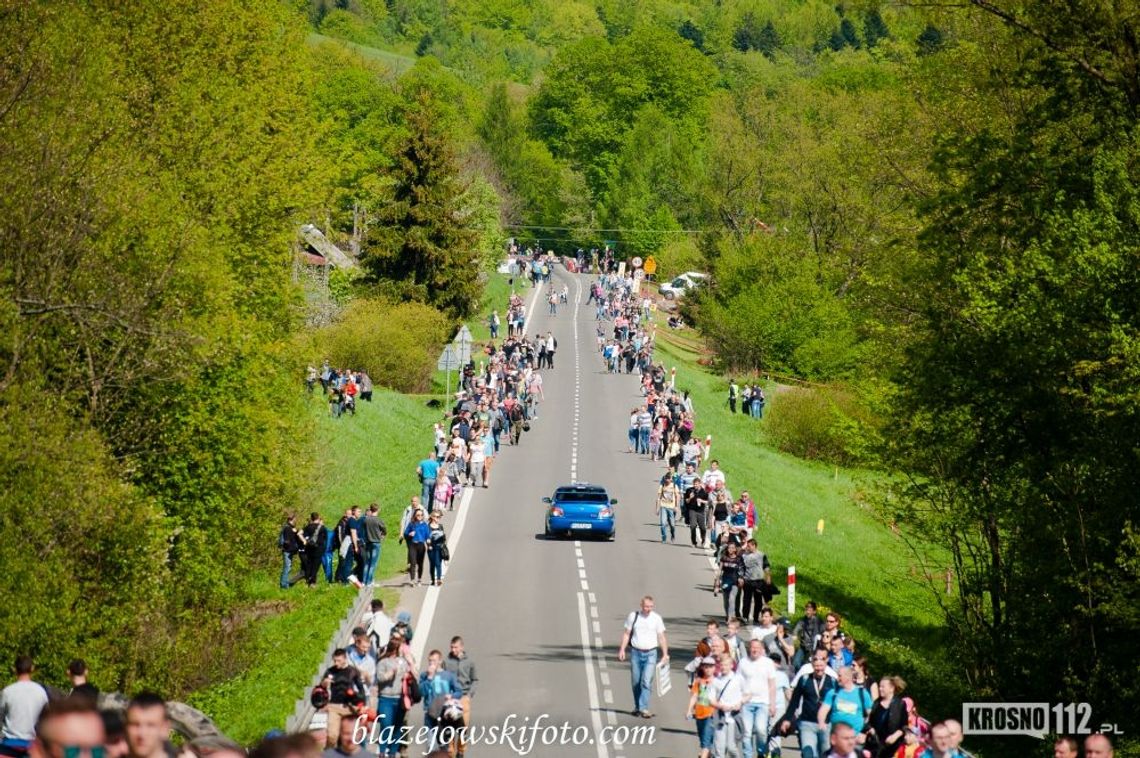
[0,391,168,691]
[653,236,705,280]
[312,298,450,393]
[764,383,882,467]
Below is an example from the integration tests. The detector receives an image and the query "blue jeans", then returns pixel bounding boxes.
[659,508,676,542]
[638,427,650,454]
[797,720,829,758]
[696,717,716,750]
[428,544,444,582]
[375,695,404,757]
[422,479,436,505]
[280,551,295,588]
[629,648,657,713]
[336,548,355,583]
[628,427,638,450]
[740,702,771,757]
[362,542,381,585]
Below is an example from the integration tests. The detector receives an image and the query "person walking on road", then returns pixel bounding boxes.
[618,596,670,718]
[655,474,680,543]
[403,508,429,586]
[443,637,478,758]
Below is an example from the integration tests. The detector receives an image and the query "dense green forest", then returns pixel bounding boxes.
[2,0,1138,749]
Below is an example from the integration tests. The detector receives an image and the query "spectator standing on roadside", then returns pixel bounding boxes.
[279,513,306,589]
[0,656,48,755]
[361,504,387,588]
[333,509,355,585]
[67,660,99,703]
[618,596,670,719]
[348,506,366,584]
[302,513,328,587]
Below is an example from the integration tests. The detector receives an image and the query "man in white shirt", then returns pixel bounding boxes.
[750,607,779,645]
[0,656,47,749]
[617,596,670,718]
[702,460,726,490]
[737,640,778,758]
[363,599,393,651]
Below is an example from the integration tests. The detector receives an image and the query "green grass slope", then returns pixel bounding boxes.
[653,330,961,710]
[189,389,440,742]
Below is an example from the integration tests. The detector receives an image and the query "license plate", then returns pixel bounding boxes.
[571,523,594,530]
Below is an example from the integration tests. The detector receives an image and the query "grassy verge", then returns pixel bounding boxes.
[188,389,439,742]
[653,330,962,711]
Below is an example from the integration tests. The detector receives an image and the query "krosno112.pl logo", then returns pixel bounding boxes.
[962,703,1123,739]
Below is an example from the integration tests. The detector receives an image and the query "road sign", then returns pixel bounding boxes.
[643,256,657,276]
[436,344,461,371]
[631,256,643,268]
[454,324,474,363]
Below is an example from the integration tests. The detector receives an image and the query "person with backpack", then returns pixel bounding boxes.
[618,596,670,719]
[278,513,306,589]
[778,650,840,758]
[818,667,873,745]
[655,474,680,543]
[333,508,358,585]
[301,512,327,587]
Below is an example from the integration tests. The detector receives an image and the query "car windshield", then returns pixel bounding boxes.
[672,277,686,287]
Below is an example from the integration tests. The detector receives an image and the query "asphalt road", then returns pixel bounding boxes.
[392,266,795,758]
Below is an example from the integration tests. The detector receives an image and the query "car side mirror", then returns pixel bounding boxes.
[610,498,618,505]
[542,497,552,504]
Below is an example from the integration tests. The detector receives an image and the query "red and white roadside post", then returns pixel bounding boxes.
[670,366,676,388]
[787,565,796,616]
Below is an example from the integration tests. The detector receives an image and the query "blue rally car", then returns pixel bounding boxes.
[543,484,617,540]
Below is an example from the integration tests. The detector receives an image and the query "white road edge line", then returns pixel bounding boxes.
[411,485,474,666]
[577,591,611,758]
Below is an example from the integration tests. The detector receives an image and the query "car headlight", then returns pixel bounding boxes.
[598,507,612,518]
[550,506,564,517]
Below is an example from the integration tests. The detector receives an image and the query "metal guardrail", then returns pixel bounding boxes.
[284,585,374,733]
